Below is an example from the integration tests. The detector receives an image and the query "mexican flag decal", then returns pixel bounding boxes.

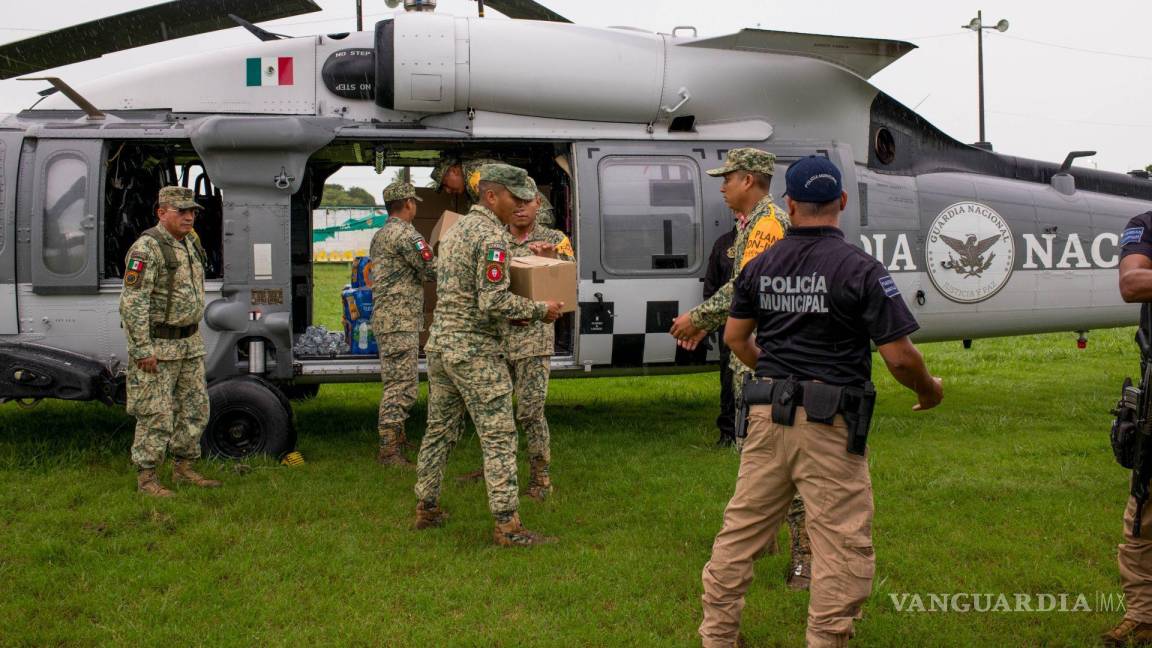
[246,57,294,86]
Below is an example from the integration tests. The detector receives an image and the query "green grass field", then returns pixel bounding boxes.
[0,264,1141,646]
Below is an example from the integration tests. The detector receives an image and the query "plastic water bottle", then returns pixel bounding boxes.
[357,321,369,351]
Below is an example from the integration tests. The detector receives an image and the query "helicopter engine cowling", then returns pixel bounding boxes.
[375,12,667,124]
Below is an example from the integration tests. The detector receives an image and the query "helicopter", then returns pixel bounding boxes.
[0,0,1148,458]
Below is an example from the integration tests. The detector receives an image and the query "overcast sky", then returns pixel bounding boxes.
[2,0,1150,197]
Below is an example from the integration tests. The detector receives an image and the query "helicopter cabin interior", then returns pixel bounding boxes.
[292,140,577,369]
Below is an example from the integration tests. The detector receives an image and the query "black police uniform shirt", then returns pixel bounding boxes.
[730,226,920,386]
[1120,211,1152,328]
[704,227,737,301]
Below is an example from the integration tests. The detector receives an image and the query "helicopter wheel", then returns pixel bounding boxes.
[202,376,295,460]
[278,383,321,401]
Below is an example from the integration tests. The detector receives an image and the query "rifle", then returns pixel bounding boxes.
[1119,304,1152,536]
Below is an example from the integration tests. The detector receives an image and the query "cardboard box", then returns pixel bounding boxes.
[509,256,577,313]
[429,210,464,253]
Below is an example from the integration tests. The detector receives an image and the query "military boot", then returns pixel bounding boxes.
[1102,619,1152,647]
[414,500,447,530]
[493,512,557,547]
[137,468,174,497]
[172,459,222,488]
[786,498,812,591]
[526,458,552,501]
[377,427,413,466]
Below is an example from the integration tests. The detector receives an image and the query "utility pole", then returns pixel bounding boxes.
[963,11,1009,148]
[356,0,364,31]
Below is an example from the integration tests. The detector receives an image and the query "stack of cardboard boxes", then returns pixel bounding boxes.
[411,188,467,349]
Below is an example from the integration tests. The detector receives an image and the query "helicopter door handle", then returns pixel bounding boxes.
[593,292,615,319]
[661,87,692,114]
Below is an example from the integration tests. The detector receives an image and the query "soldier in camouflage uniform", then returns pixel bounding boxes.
[535,192,557,228]
[414,164,564,547]
[370,180,436,466]
[505,180,574,500]
[669,148,813,591]
[430,156,502,204]
[120,186,220,497]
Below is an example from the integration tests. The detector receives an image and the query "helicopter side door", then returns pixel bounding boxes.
[28,139,103,295]
[0,131,19,334]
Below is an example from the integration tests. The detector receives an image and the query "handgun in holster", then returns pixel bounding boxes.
[735,373,752,439]
[770,377,800,426]
[843,382,877,456]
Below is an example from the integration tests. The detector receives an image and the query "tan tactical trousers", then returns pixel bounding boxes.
[1119,486,1152,622]
[701,405,875,648]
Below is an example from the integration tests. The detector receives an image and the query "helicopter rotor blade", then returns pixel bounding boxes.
[0,0,322,80]
[481,0,571,23]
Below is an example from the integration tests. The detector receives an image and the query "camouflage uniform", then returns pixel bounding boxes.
[431,157,502,204]
[689,148,810,587]
[370,181,435,457]
[536,193,556,228]
[507,222,574,488]
[119,187,209,471]
[415,165,549,522]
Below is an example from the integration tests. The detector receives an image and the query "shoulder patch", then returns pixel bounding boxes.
[415,238,432,261]
[126,252,148,274]
[485,262,504,283]
[555,236,574,259]
[1122,226,1146,246]
[878,275,901,298]
[486,248,507,263]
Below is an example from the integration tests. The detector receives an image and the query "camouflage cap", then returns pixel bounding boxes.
[382,180,423,203]
[536,192,555,227]
[157,186,203,210]
[706,147,776,177]
[429,157,460,189]
[477,163,536,201]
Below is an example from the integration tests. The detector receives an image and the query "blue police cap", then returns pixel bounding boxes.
[785,156,843,203]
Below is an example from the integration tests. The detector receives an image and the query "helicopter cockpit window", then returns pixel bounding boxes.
[41,154,90,276]
[102,142,224,281]
[598,156,701,274]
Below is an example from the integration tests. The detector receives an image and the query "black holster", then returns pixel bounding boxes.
[842,382,877,456]
[735,373,752,439]
[739,377,877,455]
[770,377,800,426]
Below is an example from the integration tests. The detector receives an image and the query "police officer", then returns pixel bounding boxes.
[414,164,564,547]
[506,179,574,500]
[704,224,738,447]
[370,180,436,466]
[120,186,220,497]
[668,148,810,589]
[431,156,502,204]
[698,156,942,648]
[1105,212,1152,646]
